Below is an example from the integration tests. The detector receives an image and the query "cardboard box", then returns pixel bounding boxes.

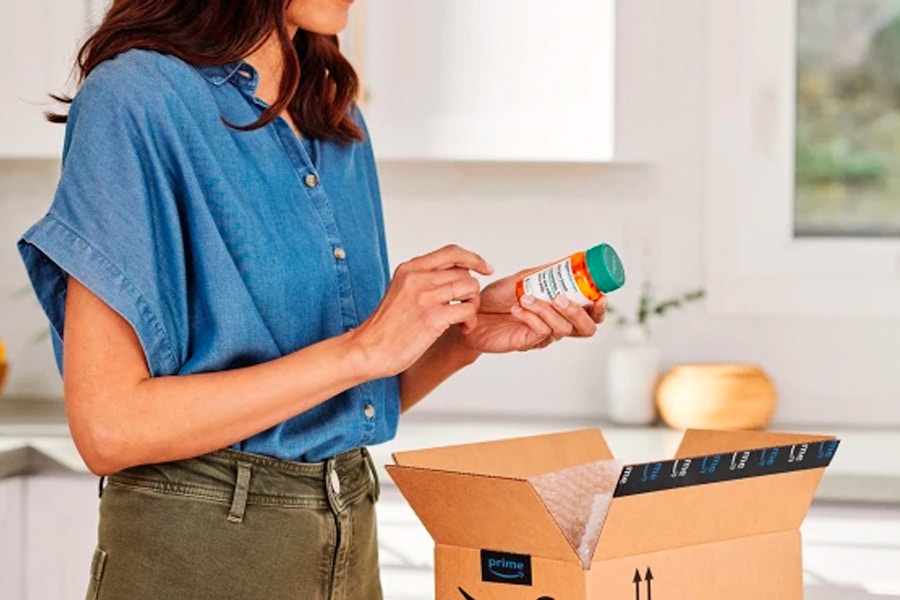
[385,428,840,600]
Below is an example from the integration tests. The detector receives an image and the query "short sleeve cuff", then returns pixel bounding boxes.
[18,213,179,376]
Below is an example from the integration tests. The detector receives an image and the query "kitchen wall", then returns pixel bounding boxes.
[1,160,63,399]
[375,0,900,427]
[1,0,898,426]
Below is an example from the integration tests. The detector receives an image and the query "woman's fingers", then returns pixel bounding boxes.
[518,295,577,339]
[444,301,479,333]
[425,275,482,305]
[509,304,553,346]
[427,267,478,287]
[353,244,496,377]
[550,295,598,337]
[517,293,605,340]
[589,294,608,324]
[400,266,482,306]
[412,244,494,276]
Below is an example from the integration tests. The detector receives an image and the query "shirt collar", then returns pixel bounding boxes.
[196,61,259,92]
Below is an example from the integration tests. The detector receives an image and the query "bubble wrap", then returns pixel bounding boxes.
[528,459,622,568]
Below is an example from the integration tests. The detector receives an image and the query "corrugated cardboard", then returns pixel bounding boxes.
[386,428,839,600]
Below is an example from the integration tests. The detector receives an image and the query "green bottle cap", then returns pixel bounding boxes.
[585,243,626,293]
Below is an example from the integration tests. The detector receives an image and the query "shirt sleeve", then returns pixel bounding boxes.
[18,67,188,377]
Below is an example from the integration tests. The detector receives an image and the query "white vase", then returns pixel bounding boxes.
[605,325,660,426]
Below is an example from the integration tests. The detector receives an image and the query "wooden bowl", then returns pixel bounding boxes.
[655,364,777,430]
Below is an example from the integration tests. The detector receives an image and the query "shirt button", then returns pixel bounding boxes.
[333,247,347,261]
[364,404,376,420]
[304,173,319,188]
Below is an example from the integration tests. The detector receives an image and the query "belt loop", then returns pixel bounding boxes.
[227,461,253,524]
[325,457,342,514]
[361,447,380,502]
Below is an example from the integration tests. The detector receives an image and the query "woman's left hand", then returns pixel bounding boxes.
[459,268,608,354]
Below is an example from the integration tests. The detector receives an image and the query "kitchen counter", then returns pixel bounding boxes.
[0,397,71,436]
[807,589,898,599]
[375,413,900,505]
[3,399,900,599]
[3,397,900,504]
[0,398,86,476]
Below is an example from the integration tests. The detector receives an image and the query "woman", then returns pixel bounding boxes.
[18,1,608,598]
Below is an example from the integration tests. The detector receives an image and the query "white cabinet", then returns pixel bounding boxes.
[802,503,900,596]
[0,472,99,600]
[361,0,659,162]
[0,2,94,158]
[0,478,25,600]
[377,489,434,599]
[23,475,99,600]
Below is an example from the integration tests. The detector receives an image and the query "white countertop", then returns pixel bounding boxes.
[3,400,900,503]
[806,589,899,600]
[370,414,900,504]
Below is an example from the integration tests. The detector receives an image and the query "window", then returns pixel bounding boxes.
[795,0,900,238]
[704,0,900,316]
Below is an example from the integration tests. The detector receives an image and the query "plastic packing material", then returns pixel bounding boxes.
[528,459,622,568]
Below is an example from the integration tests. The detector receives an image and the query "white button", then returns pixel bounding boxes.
[329,469,341,495]
[304,173,319,188]
[364,404,376,419]
[333,247,347,260]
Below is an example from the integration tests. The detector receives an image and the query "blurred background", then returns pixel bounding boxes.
[1,1,899,599]
[3,0,900,425]
[796,0,900,236]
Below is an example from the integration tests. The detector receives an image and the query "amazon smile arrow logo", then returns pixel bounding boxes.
[459,587,555,600]
[458,588,477,600]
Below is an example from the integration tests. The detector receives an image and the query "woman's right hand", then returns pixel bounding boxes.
[349,244,493,378]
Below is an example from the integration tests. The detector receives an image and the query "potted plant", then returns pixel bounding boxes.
[604,285,705,425]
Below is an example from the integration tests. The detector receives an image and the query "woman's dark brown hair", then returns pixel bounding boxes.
[49,0,363,143]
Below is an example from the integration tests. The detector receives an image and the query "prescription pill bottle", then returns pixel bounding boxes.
[516,243,625,307]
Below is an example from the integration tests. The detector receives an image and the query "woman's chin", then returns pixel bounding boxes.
[288,3,352,36]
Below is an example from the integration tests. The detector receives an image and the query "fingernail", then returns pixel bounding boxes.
[485,260,495,274]
[521,295,535,306]
[553,295,570,309]
[510,304,522,314]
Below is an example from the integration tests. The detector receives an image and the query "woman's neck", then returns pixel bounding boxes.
[243,27,298,106]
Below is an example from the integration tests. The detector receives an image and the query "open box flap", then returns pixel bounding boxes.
[591,437,839,561]
[675,429,835,459]
[593,469,825,560]
[386,464,580,563]
[391,429,613,479]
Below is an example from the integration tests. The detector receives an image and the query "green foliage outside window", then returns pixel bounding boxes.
[795,0,900,236]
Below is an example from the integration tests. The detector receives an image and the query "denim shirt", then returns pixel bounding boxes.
[18,49,400,462]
